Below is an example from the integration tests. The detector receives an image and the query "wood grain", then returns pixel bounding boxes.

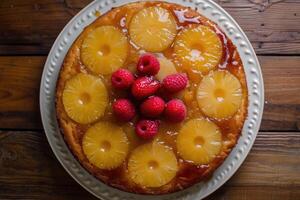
[0,0,299,55]
[0,131,96,200]
[0,130,299,199]
[0,56,44,129]
[260,56,300,131]
[0,56,299,131]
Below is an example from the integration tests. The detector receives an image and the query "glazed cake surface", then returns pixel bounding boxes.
[56,1,248,194]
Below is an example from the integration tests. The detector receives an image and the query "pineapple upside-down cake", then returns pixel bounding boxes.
[56,1,248,194]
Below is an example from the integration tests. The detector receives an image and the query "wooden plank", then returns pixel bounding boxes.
[0,56,44,129]
[0,0,300,55]
[260,56,300,131]
[0,131,299,199]
[253,42,300,55]
[0,56,299,131]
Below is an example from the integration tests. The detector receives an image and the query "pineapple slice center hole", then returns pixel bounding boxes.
[78,92,91,105]
[189,43,204,61]
[194,136,205,148]
[191,43,203,52]
[100,140,111,152]
[214,88,225,102]
[98,44,110,56]
[148,160,159,170]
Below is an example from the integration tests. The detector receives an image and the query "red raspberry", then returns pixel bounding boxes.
[131,76,160,100]
[137,53,160,76]
[164,99,187,123]
[140,96,165,118]
[111,69,134,90]
[112,99,136,122]
[162,73,188,93]
[135,119,160,139]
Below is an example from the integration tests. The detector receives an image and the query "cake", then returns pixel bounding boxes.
[55,1,248,195]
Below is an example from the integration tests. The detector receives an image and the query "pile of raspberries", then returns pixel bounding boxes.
[111,53,188,139]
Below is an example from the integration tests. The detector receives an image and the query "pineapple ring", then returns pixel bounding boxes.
[81,26,128,75]
[197,70,242,119]
[128,143,178,188]
[62,73,108,124]
[155,57,178,81]
[82,122,129,170]
[129,7,177,52]
[177,118,222,165]
[174,25,223,74]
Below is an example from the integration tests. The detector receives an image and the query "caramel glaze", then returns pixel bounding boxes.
[55,1,248,194]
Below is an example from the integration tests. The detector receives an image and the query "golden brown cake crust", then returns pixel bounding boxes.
[56,1,248,194]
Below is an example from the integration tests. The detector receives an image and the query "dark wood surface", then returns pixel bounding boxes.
[0,0,299,199]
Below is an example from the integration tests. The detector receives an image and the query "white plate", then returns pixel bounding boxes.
[40,0,264,199]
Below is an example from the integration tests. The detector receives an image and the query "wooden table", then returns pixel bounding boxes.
[0,0,299,199]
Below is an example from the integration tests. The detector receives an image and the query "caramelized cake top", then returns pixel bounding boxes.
[56,1,248,194]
